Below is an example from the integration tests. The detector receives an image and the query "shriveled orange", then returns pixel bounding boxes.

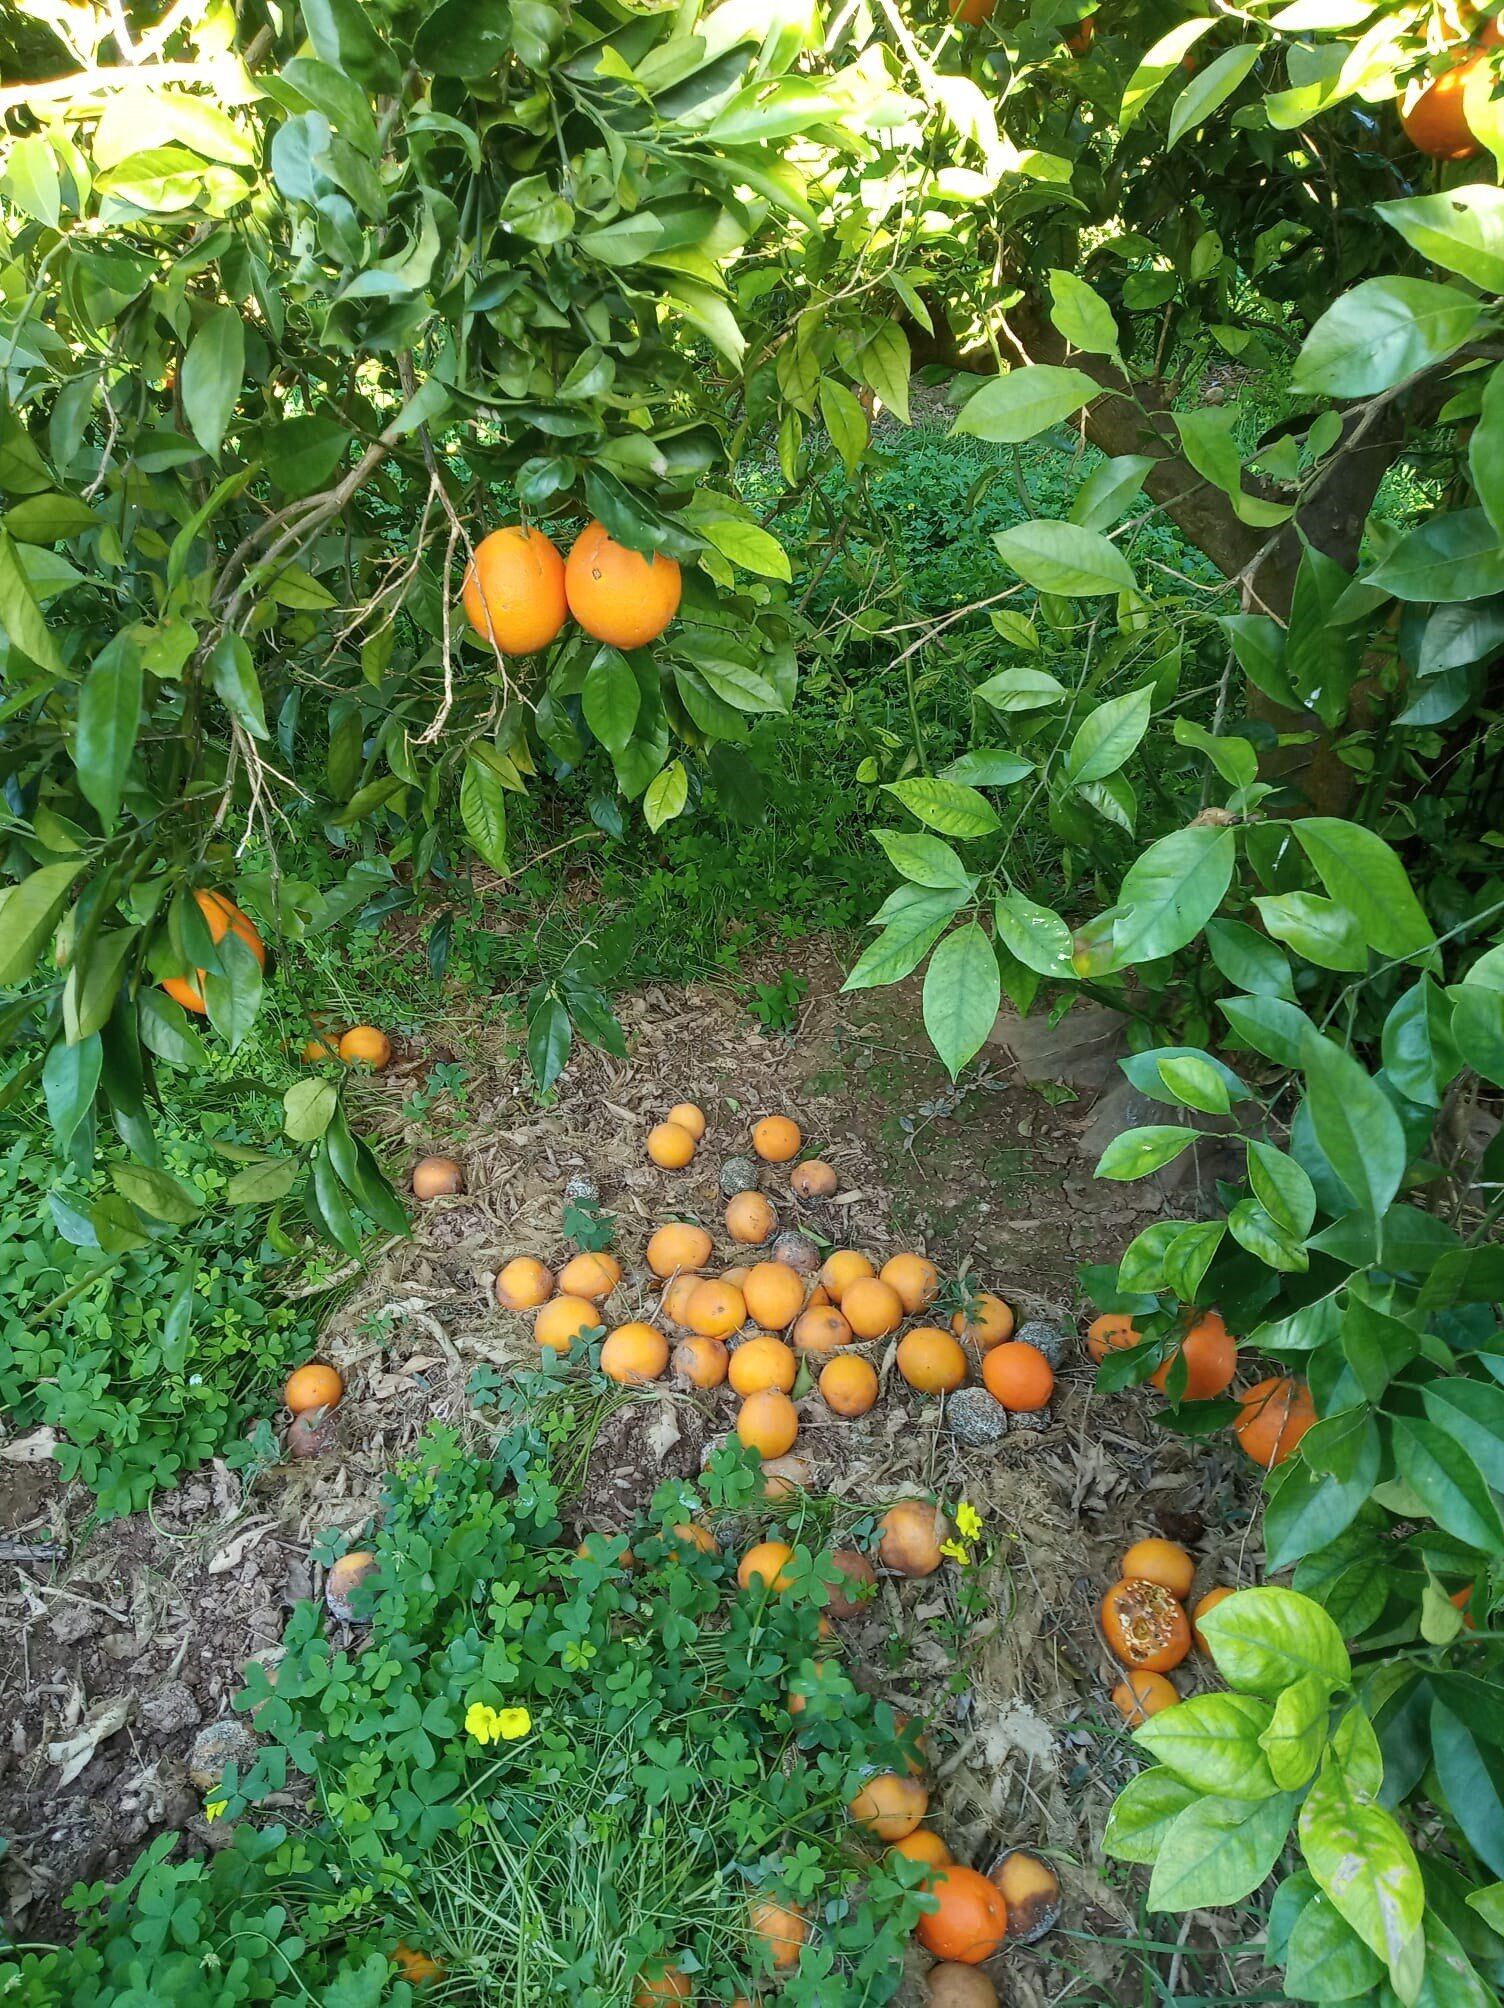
[285,1362,342,1414]
[952,1291,1013,1349]
[881,1252,938,1314]
[878,1500,950,1577]
[534,1294,600,1353]
[1112,1670,1179,1723]
[981,1340,1053,1412]
[821,1353,879,1416]
[673,1334,729,1388]
[412,1156,464,1199]
[916,1864,1008,1965]
[558,1251,621,1302]
[687,1277,746,1339]
[727,1192,777,1245]
[888,1827,952,1871]
[647,1223,713,1278]
[842,1276,904,1341]
[849,1769,927,1840]
[666,1100,706,1140]
[648,1120,696,1169]
[601,1322,669,1384]
[1087,1311,1140,1363]
[339,1025,392,1070]
[748,1895,808,1970]
[392,1941,446,1984]
[989,1847,1062,1944]
[1235,1376,1316,1467]
[790,1159,838,1199]
[162,889,266,1015]
[743,1260,805,1330]
[761,1452,811,1499]
[566,521,681,649]
[926,1965,998,2006]
[729,1334,797,1395]
[737,1388,799,1458]
[1121,1537,1195,1601]
[1152,1311,1237,1400]
[461,524,567,654]
[753,1115,802,1162]
[496,1256,554,1310]
[1101,1577,1191,1671]
[793,1305,852,1355]
[738,1539,795,1592]
[820,1249,874,1302]
[1193,1585,1235,1651]
[897,1327,967,1395]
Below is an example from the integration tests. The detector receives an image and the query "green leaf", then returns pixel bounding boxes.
[111,1161,203,1224]
[226,1158,301,1205]
[941,748,1034,787]
[460,750,509,871]
[1206,917,1296,1001]
[854,321,910,424]
[974,665,1068,711]
[1292,820,1434,958]
[203,931,262,1052]
[1367,509,1504,605]
[1286,1891,1386,2003]
[1174,407,1294,528]
[64,928,135,1044]
[1452,981,1504,1085]
[0,525,63,675]
[2,134,60,226]
[1173,717,1259,791]
[993,520,1135,596]
[284,1078,338,1143]
[1047,269,1119,356]
[1392,1417,1504,1554]
[1421,1377,1504,1492]
[301,0,401,89]
[843,889,964,991]
[208,631,268,740]
[1135,1691,1281,1799]
[138,989,207,1069]
[1299,1746,1424,1990]
[1220,994,1318,1068]
[993,890,1076,978]
[180,305,245,458]
[1291,277,1480,398]
[1253,891,1368,972]
[1068,685,1153,783]
[1115,824,1236,962]
[1432,1701,1504,1879]
[1377,185,1504,295]
[582,651,640,753]
[1198,1587,1351,1696]
[1229,1196,1310,1272]
[0,860,79,984]
[1265,1455,1377,1573]
[1166,43,1263,148]
[74,633,143,829]
[1302,1035,1407,1221]
[1103,1766,1200,1863]
[43,1032,100,1152]
[883,777,1000,838]
[1471,362,1504,536]
[1248,1140,1317,1239]
[1119,18,1218,131]
[1261,1671,1333,1792]
[1148,1792,1296,1910]
[923,922,1000,1079]
[1095,1125,1202,1180]
[527,991,571,1091]
[1070,454,1155,531]
[1381,977,1461,1109]
[4,493,97,543]
[700,519,790,582]
[1154,1052,1235,1114]
[818,378,868,473]
[874,830,972,890]
[643,760,689,832]
[951,365,1100,444]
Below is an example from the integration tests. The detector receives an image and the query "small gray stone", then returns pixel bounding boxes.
[719,1155,762,1198]
[1015,1319,1068,1369]
[1008,1404,1053,1435]
[142,1682,202,1736]
[945,1387,1010,1448]
[564,1174,599,1203]
[187,1717,258,1794]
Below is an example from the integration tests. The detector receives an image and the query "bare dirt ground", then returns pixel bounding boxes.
[0,942,1271,2003]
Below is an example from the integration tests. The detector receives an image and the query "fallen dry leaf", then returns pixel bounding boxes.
[48,1695,134,1787]
[2,1428,58,1464]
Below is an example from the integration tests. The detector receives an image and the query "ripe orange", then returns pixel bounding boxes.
[1401,48,1487,159]
[753,1115,802,1162]
[647,1223,713,1278]
[673,1335,729,1388]
[284,1362,342,1414]
[738,1539,795,1592]
[1121,1538,1195,1600]
[1235,1377,1316,1467]
[392,1941,446,1984]
[790,1159,838,1199]
[881,1252,938,1313]
[849,1769,927,1840]
[896,1327,968,1395]
[792,1305,852,1355]
[301,1034,340,1062]
[737,1388,799,1458]
[558,1251,621,1301]
[667,1101,706,1140]
[727,1192,777,1245]
[461,525,567,654]
[950,0,995,21]
[981,1340,1053,1412]
[661,1272,703,1325]
[576,1535,636,1571]
[496,1256,554,1310]
[1112,1670,1180,1723]
[823,1546,877,1617]
[601,1322,669,1383]
[743,1260,805,1330]
[632,1960,691,2005]
[326,1549,378,1619]
[916,1863,1009,1965]
[926,1966,998,2007]
[953,1291,1014,1349]
[888,1827,952,1871]
[722,1264,752,1290]
[1192,1585,1234,1651]
[667,1522,718,1557]
[1087,1311,1140,1363]
[729,1335,797,1395]
[534,1294,600,1353]
[648,1121,696,1169]
[566,521,681,649]
[339,1025,392,1070]
[412,1156,464,1199]
[821,1353,879,1416]
[748,1895,807,1970]
[842,1276,904,1341]
[1152,1311,1237,1400]
[820,1250,874,1302]
[1065,12,1096,52]
[687,1277,746,1339]
[878,1500,950,1577]
[1101,1578,1192,1671]
[162,889,266,1015]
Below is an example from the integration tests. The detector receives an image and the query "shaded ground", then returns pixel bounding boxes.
[0,943,1271,2003]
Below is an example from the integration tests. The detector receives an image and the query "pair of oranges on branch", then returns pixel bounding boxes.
[461,519,682,656]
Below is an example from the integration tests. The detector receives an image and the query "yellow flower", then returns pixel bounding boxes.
[204,1799,228,1822]
[465,1700,533,1746]
[495,1707,532,1740]
[955,1500,983,1542]
[940,1538,972,1566]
